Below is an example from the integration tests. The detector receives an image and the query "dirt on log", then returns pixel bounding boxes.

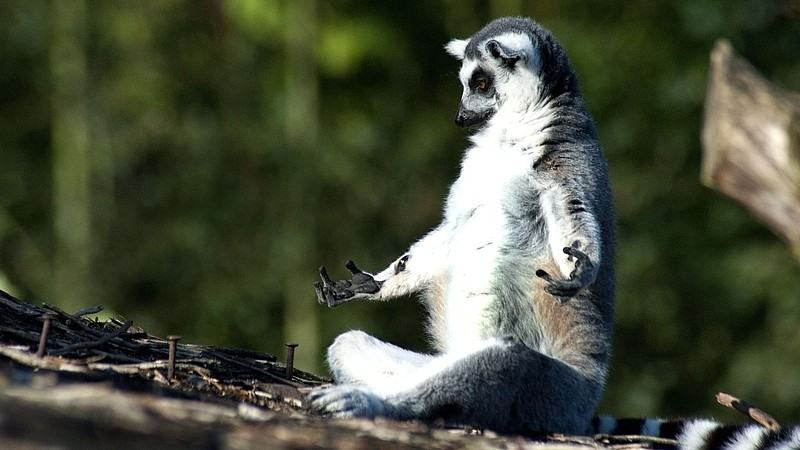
[702,39,800,259]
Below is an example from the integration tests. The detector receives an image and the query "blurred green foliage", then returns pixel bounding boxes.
[1,0,799,421]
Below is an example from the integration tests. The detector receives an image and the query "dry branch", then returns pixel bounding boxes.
[715,392,781,432]
[73,304,104,317]
[50,319,133,355]
[594,434,679,447]
[702,39,800,259]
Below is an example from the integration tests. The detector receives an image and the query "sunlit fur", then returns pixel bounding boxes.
[310,17,615,436]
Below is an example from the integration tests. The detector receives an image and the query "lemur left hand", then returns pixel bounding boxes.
[536,246,595,302]
[314,260,382,307]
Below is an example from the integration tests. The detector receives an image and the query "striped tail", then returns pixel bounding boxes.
[592,416,800,450]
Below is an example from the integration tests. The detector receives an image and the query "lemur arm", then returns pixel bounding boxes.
[314,224,449,307]
[535,186,601,301]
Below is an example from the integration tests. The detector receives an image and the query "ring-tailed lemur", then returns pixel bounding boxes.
[309,17,799,449]
[311,16,614,436]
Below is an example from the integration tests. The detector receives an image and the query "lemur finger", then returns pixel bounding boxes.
[548,292,578,303]
[319,266,354,292]
[344,260,362,274]
[316,283,350,307]
[564,247,593,277]
[564,247,592,266]
[544,282,576,294]
[319,266,334,287]
[535,269,553,281]
[545,280,583,299]
[309,385,384,418]
[547,289,579,299]
[308,388,356,415]
[306,387,330,403]
[563,246,590,264]
[313,281,327,305]
[322,286,339,307]
[325,292,353,308]
[311,390,350,408]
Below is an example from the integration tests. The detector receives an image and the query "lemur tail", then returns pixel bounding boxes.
[592,416,800,450]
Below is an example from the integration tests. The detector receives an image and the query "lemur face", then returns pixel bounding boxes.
[446,31,542,129]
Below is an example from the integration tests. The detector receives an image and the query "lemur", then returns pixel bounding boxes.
[310,17,800,449]
[312,16,613,435]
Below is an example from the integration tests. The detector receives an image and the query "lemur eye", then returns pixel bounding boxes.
[477,79,489,91]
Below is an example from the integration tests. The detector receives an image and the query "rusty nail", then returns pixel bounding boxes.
[167,335,181,380]
[285,342,298,379]
[36,313,56,358]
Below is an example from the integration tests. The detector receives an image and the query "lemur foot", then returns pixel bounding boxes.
[313,260,382,307]
[536,246,595,302]
[308,385,389,418]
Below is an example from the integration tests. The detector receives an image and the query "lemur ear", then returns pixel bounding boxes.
[444,39,468,60]
[485,39,525,67]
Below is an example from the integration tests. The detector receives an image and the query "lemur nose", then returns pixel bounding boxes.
[455,104,468,126]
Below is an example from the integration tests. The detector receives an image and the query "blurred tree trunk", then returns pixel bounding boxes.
[49,0,92,308]
[702,40,800,261]
[282,0,320,372]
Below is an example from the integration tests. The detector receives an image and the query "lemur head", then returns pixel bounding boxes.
[446,17,578,128]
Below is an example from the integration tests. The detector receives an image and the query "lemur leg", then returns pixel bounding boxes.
[326,330,433,392]
[314,224,451,306]
[536,187,601,301]
[309,338,602,435]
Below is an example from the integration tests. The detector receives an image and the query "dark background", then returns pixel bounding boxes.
[1,0,799,421]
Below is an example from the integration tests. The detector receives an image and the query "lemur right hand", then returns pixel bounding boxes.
[314,260,382,307]
[535,246,595,302]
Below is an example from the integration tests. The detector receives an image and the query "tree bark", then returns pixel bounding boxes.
[701,39,800,260]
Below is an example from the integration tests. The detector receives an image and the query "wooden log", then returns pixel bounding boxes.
[701,39,800,260]
[0,290,655,449]
[0,379,608,450]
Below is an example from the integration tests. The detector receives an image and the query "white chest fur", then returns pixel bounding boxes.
[438,142,533,352]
